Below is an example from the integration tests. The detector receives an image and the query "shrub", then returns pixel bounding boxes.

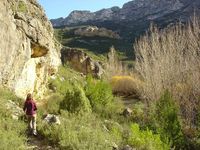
[46,93,64,114]
[48,77,74,95]
[111,75,142,96]
[18,1,27,13]
[154,90,184,149]
[85,76,114,113]
[60,86,91,113]
[134,17,200,125]
[129,101,145,124]
[38,112,119,150]
[128,123,170,150]
[48,66,84,95]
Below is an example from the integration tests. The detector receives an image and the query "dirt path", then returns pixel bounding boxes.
[26,134,56,150]
[25,96,57,150]
[121,95,140,107]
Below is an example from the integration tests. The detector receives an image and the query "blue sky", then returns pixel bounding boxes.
[38,0,131,19]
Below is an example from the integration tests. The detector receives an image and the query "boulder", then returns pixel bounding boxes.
[61,47,104,78]
[6,100,24,120]
[112,142,119,150]
[120,145,135,150]
[43,114,61,125]
[122,108,132,117]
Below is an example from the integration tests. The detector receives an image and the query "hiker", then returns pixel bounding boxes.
[23,93,37,136]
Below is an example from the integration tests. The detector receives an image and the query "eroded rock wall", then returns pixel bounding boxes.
[0,0,61,98]
[61,47,104,78]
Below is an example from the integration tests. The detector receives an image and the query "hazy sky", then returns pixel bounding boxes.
[37,0,131,19]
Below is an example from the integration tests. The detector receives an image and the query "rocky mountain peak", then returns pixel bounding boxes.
[119,0,185,20]
[65,10,94,25]
[51,6,120,26]
[51,0,200,41]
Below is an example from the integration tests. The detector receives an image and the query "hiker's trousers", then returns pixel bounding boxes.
[27,114,37,133]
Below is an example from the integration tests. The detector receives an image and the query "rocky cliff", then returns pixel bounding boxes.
[61,47,104,78]
[51,0,200,40]
[0,0,61,98]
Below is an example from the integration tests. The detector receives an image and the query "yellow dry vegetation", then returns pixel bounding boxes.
[111,75,143,95]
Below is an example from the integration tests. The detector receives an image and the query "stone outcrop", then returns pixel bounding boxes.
[61,47,104,78]
[0,0,61,98]
[43,114,61,125]
[122,108,132,117]
[6,100,24,120]
[74,26,120,39]
[51,0,200,40]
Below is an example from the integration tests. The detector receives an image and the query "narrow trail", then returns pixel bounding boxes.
[26,97,57,150]
[121,95,140,107]
[26,134,57,150]
[25,95,138,150]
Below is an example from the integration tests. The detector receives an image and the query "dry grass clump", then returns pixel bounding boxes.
[111,75,143,96]
[134,16,200,125]
[104,46,143,96]
[105,46,142,96]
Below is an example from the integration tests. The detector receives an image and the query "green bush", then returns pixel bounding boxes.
[38,112,119,150]
[49,77,73,95]
[128,123,170,150]
[60,86,92,113]
[154,90,184,149]
[85,76,114,112]
[48,66,84,95]
[129,101,145,123]
[46,93,64,114]
[18,1,27,13]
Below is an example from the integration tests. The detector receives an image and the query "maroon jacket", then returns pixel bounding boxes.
[23,99,37,116]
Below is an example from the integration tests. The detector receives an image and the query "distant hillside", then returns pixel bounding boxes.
[54,26,133,60]
[51,0,200,41]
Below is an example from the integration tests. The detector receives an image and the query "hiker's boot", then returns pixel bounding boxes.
[33,130,37,136]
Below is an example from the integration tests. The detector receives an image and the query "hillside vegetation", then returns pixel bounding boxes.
[2,10,200,149]
[54,26,133,60]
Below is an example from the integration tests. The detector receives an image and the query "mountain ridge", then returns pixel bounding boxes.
[51,0,200,40]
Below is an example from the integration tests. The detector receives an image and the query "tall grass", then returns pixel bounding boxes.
[38,112,120,150]
[135,17,200,125]
[0,87,26,149]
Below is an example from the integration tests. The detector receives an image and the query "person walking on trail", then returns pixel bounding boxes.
[23,93,37,136]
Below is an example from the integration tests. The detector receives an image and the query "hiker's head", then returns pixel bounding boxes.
[26,93,32,101]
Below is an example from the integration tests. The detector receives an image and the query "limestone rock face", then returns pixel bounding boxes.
[61,47,104,78]
[6,100,24,120]
[0,0,61,98]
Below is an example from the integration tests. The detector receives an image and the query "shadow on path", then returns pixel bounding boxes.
[26,134,58,150]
